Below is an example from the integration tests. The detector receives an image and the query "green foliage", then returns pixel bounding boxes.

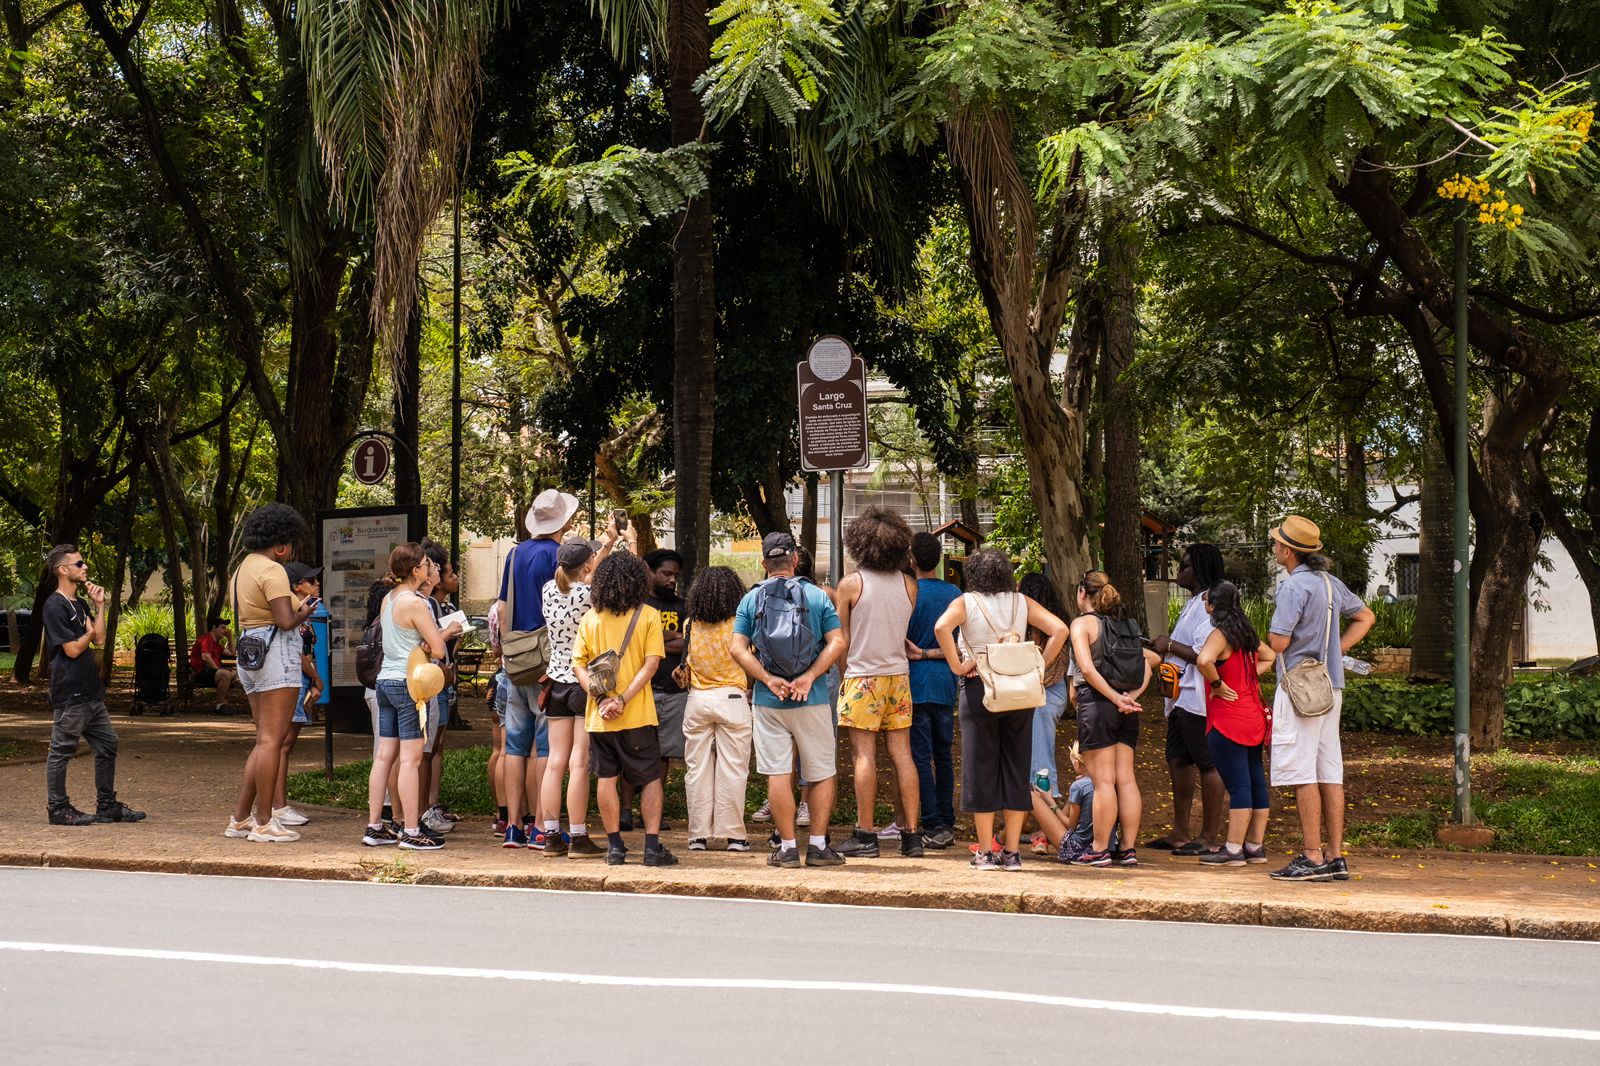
[1038,122,1132,194]
[700,0,841,127]
[1350,598,1418,655]
[114,603,201,652]
[1340,677,1600,739]
[499,143,716,238]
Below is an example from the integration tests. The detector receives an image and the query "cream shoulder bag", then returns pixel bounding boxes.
[969,593,1046,713]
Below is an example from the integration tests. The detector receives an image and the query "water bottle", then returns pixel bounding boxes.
[1034,768,1052,793]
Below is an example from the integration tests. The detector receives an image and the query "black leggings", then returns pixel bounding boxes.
[1206,730,1268,810]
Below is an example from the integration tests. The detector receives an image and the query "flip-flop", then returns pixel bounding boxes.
[1173,840,1212,856]
[1143,838,1179,851]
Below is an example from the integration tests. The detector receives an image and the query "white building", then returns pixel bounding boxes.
[1369,485,1597,662]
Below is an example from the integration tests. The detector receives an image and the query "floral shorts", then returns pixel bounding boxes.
[837,674,913,732]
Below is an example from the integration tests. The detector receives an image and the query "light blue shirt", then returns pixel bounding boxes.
[733,579,840,708]
[1269,567,1365,689]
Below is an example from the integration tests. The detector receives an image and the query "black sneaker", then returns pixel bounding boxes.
[900,829,925,858]
[643,845,679,867]
[94,801,146,823]
[1319,856,1350,881]
[835,828,879,858]
[768,829,783,850]
[617,811,635,832]
[1270,854,1324,881]
[1112,847,1139,867]
[1071,849,1113,867]
[543,830,569,857]
[999,849,1023,871]
[397,829,443,850]
[768,846,802,869]
[568,834,605,858]
[1243,843,1269,864]
[606,844,628,865]
[806,843,846,867]
[418,823,446,844]
[1200,846,1246,867]
[923,826,955,849]
[362,823,399,847]
[48,805,96,826]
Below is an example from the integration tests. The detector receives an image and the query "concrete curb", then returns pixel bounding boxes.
[6,848,1599,942]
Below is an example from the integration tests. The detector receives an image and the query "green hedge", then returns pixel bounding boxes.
[1339,677,1600,740]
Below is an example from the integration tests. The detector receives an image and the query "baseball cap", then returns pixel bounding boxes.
[761,532,797,559]
[557,538,601,569]
[285,562,323,585]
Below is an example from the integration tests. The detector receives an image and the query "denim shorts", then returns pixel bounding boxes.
[375,678,423,741]
[294,677,314,725]
[237,625,301,695]
[504,681,549,758]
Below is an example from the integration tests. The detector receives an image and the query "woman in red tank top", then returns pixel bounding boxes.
[1194,581,1277,867]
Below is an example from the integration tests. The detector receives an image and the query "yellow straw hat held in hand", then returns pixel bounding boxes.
[406,645,444,744]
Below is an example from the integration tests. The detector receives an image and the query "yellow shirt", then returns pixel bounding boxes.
[687,619,747,690]
[572,605,665,733]
[232,553,294,629]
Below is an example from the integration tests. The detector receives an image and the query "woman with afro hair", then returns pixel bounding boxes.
[225,504,320,843]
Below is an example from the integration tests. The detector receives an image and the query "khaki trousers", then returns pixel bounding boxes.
[683,686,753,840]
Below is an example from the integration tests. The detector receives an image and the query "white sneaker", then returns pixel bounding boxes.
[272,805,309,827]
[752,800,773,823]
[247,818,300,843]
[422,806,454,834]
[796,801,811,827]
[877,822,902,840]
[224,815,256,839]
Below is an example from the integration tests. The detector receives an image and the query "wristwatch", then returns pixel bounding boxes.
[1209,678,1222,689]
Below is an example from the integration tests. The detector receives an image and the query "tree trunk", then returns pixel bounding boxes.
[1409,426,1455,681]
[276,253,377,539]
[1342,425,1371,595]
[739,450,791,537]
[146,449,191,703]
[392,298,423,507]
[101,467,142,687]
[593,448,660,556]
[1098,224,1144,626]
[801,472,819,556]
[667,0,715,581]
[943,106,1092,609]
[1335,160,1570,748]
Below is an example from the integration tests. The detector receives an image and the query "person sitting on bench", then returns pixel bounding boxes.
[192,613,237,714]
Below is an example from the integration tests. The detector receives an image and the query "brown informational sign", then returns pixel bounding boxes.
[798,341,870,472]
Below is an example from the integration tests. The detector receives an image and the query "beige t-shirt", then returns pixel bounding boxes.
[233,553,294,629]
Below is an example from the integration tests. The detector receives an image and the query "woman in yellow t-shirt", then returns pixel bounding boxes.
[226,505,320,844]
[680,566,752,851]
[572,552,672,866]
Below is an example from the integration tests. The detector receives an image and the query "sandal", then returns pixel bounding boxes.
[1143,838,1179,851]
[1173,840,1212,856]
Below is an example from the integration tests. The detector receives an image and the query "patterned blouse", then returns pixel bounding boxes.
[542,580,592,684]
[686,618,748,691]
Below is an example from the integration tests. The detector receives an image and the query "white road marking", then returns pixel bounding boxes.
[2,939,1597,1042]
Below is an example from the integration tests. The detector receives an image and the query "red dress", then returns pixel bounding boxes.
[1205,649,1269,747]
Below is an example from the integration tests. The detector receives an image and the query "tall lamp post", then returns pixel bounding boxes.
[1450,216,1473,827]
[450,195,463,571]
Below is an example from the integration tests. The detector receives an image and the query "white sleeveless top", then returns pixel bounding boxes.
[959,592,1027,657]
[845,569,914,678]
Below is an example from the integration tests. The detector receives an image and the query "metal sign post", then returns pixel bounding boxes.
[798,336,870,584]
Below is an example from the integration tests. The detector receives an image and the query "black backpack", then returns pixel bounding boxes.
[355,617,383,689]
[1092,613,1145,693]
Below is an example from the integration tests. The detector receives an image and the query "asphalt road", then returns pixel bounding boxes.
[2,867,1597,1065]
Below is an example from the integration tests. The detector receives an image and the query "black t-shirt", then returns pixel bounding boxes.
[43,592,105,706]
[647,592,685,691]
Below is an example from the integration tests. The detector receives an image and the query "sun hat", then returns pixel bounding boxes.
[1269,514,1323,554]
[525,489,580,537]
[406,644,445,709]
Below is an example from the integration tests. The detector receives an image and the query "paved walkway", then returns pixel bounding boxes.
[3,705,1597,940]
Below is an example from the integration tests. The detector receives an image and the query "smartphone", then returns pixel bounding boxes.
[303,596,321,611]
[613,509,629,532]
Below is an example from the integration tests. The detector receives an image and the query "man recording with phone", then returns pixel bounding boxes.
[42,544,145,826]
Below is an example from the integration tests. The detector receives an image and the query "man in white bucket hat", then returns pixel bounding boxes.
[495,488,579,848]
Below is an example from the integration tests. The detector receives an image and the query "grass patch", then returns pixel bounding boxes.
[0,651,14,672]
[1473,750,1600,855]
[1347,750,1600,855]
[0,739,27,760]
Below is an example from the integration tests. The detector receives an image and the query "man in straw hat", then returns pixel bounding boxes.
[496,488,579,848]
[1265,515,1374,883]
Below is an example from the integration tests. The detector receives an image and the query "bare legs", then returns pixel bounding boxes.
[235,687,297,825]
[972,809,1027,854]
[849,728,920,832]
[1293,782,1345,864]
[1083,743,1141,853]
[771,772,835,842]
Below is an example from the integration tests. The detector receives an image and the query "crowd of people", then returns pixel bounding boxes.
[39,493,1376,884]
